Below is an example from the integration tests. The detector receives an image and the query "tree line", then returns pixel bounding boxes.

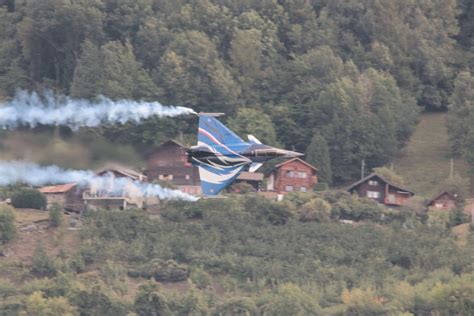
[0,0,472,182]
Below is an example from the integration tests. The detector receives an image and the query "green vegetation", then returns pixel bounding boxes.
[0,204,16,244]
[11,188,47,210]
[49,203,63,227]
[1,194,473,314]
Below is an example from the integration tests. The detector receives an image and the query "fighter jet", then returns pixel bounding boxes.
[187,113,303,196]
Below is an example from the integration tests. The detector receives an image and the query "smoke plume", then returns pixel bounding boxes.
[0,90,196,129]
[0,161,198,202]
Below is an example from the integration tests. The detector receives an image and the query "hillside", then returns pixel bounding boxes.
[394,113,471,198]
[0,130,144,170]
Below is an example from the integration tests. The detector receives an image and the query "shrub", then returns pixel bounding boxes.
[190,266,211,289]
[49,203,63,227]
[128,259,189,282]
[0,205,16,244]
[298,198,332,222]
[134,283,172,316]
[11,188,47,209]
[31,243,57,277]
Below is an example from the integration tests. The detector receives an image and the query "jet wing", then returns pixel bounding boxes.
[198,163,246,195]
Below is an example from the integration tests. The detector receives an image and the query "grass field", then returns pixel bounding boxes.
[393,112,471,198]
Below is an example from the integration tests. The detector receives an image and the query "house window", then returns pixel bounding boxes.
[159,174,173,180]
[435,203,443,208]
[286,171,295,178]
[185,175,190,180]
[368,180,378,186]
[298,171,307,178]
[300,186,307,192]
[285,185,293,192]
[367,191,380,199]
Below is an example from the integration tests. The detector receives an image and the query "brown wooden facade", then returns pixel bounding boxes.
[427,191,457,211]
[145,140,201,195]
[266,158,318,194]
[347,173,414,206]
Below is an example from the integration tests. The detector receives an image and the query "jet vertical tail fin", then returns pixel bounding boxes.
[198,115,244,147]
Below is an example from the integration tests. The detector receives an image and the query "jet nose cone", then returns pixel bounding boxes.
[284,150,304,158]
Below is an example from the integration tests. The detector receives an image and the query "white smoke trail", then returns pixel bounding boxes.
[0,90,196,129]
[0,161,198,202]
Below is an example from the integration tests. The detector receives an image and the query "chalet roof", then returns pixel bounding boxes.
[39,183,77,194]
[273,158,318,171]
[96,163,146,181]
[144,139,186,158]
[427,190,457,206]
[237,172,264,181]
[347,173,415,196]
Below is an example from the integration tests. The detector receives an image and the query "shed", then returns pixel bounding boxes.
[427,191,458,211]
[39,183,84,212]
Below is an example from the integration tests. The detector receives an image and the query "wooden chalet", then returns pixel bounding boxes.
[39,183,85,212]
[347,173,414,206]
[145,140,201,195]
[266,158,318,194]
[427,191,458,211]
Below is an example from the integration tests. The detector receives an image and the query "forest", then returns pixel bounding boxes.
[0,0,472,182]
[0,0,474,315]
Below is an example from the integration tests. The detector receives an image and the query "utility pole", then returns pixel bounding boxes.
[361,159,365,179]
[449,158,454,179]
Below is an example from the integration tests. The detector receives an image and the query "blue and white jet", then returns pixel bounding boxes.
[187,113,303,196]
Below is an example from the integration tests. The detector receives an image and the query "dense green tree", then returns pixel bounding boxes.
[446,71,474,158]
[11,188,47,210]
[227,107,278,146]
[101,40,158,100]
[17,0,104,89]
[306,132,332,184]
[157,30,240,112]
[70,40,103,99]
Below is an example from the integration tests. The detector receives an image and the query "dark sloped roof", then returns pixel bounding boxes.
[427,190,457,206]
[144,139,186,158]
[274,158,318,171]
[347,173,415,196]
[96,163,146,181]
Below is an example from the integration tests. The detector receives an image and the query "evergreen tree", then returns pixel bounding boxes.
[0,205,15,244]
[306,132,332,184]
[70,40,103,99]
